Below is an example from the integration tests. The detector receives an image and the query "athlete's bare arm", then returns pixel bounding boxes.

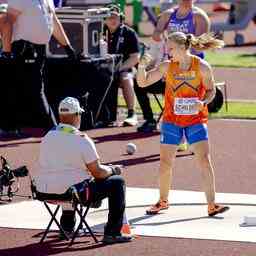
[193,59,215,112]
[136,58,169,88]
[200,59,216,105]
[193,7,210,36]
[152,10,174,41]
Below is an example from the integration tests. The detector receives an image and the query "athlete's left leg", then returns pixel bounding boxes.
[191,140,215,204]
[186,123,230,216]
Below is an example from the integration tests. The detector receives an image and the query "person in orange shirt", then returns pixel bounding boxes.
[136,31,230,216]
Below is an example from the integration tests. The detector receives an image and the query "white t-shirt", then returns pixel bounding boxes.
[35,124,99,194]
[8,0,55,44]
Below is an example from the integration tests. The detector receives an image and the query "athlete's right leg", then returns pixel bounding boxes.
[146,144,177,215]
[146,122,181,214]
[159,144,177,201]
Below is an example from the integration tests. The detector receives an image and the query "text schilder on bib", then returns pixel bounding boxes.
[174,97,199,115]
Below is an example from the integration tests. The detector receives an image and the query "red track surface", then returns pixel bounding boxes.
[1,119,256,255]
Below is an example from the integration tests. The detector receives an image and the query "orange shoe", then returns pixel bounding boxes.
[146,200,169,215]
[208,203,230,216]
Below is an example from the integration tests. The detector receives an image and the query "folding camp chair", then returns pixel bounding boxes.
[30,178,98,246]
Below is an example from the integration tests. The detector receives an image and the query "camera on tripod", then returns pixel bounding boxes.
[0,156,29,201]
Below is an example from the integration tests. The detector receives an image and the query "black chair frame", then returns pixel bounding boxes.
[30,179,98,246]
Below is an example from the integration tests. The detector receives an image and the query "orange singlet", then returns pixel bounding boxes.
[163,55,208,127]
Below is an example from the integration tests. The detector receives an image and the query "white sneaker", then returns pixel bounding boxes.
[123,114,138,127]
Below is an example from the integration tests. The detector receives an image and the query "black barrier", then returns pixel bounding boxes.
[0,55,121,131]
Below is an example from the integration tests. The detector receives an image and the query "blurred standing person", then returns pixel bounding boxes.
[2,0,75,61]
[1,0,75,135]
[153,0,210,44]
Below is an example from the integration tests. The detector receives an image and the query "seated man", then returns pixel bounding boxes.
[104,5,140,126]
[34,97,132,244]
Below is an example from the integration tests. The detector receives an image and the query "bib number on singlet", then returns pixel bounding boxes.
[174,97,199,115]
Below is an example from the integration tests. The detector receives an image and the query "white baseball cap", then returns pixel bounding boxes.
[58,97,85,114]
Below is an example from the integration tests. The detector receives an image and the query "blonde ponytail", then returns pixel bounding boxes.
[187,33,224,51]
[168,32,224,51]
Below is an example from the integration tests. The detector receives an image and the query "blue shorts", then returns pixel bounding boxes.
[160,122,208,145]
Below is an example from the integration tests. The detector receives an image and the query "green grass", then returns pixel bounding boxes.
[205,51,256,68]
[210,101,256,119]
[118,96,256,119]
